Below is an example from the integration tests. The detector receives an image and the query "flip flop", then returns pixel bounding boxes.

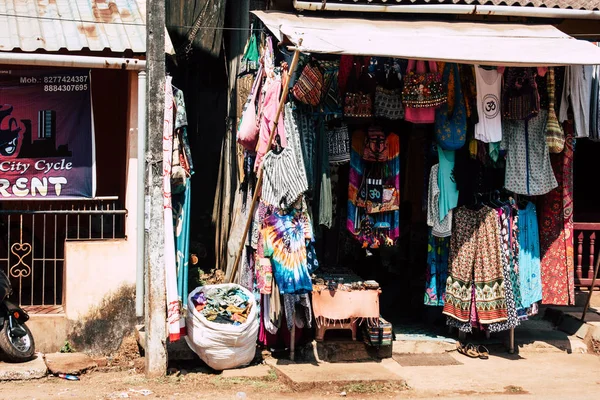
[477,345,490,360]
[456,342,479,358]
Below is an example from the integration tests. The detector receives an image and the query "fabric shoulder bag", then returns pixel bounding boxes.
[374,61,404,120]
[344,62,375,120]
[502,67,541,121]
[544,67,565,153]
[292,59,324,107]
[434,63,467,150]
[402,60,446,109]
[237,64,264,151]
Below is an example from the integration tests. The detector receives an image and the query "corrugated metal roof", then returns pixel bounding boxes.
[294,0,600,11]
[0,0,148,53]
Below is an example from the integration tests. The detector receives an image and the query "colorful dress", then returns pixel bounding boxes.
[443,205,507,324]
[503,110,558,196]
[424,230,450,306]
[487,207,520,332]
[262,209,314,294]
[518,202,543,309]
[539,123,575,305]
[347,129,400,242]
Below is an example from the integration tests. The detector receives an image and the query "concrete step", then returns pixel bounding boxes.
[0,354,47,381]
[265,357,405,391]
[27,313,68,354]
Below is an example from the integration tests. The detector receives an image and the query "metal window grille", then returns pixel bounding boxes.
[0,197,126,307]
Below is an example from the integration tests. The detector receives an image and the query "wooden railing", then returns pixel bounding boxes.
[574,222,600,288]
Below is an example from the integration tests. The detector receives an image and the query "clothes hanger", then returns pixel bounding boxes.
[272,134,283,155]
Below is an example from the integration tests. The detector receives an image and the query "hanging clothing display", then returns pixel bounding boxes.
[443,206,507,324]
[559,65,593,138]
[347,129,400,245]
[172,87,194,327]
[262,208,314,295]
[503,111,558,196]
[518,202,543,309]
[424,231,450,306]
[474,67,502,143]
[487,206,520,333]
[261,147,309,210]
[539,123,575,306]
[163,77,183,342]
[426,164,452,237]
[437,147,459,222]
[591,63,600,141]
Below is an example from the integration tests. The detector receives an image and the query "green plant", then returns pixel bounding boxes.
[60,341,75,353]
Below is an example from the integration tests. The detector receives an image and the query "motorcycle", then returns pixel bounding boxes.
[0,269,35,362]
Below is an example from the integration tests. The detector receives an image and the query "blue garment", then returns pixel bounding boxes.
[424,230,449,306]
[517,202,543,308]
[437,147,459,221]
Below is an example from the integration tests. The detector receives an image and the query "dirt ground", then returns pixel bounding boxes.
[0,368,410,400]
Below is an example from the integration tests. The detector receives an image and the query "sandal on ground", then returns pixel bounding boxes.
[456,342,479,358]
[477,345,490,360]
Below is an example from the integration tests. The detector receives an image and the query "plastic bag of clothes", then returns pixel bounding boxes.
[185,283,258,370]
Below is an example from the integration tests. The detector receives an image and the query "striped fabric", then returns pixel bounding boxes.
[261,147,309,209]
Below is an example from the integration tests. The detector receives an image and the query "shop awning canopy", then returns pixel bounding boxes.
[252,11,600,66]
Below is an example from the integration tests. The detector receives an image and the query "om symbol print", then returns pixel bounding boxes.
[483,94,500,119]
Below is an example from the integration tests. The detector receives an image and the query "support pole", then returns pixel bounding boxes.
[144,0,167,377]
[581,254,600,322]
[290,309,296,362]
[136,70,147,318]
[509,328,515,354]
[229,45,302,283]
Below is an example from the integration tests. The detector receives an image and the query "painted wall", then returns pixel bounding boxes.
[28,70,141,354]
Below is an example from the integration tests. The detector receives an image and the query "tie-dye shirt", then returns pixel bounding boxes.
[262,208,314,294]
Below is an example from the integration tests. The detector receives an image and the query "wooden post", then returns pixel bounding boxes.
[508,328,515,354]
[144,0,167,377]
[229,45,302,283]
[581,253,600,322]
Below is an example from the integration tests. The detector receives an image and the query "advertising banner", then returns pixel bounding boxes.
[0,69,95,199]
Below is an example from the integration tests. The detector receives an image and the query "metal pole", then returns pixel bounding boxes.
[581,254,600,322]
[144,0,168,377]
[229,45,302,283]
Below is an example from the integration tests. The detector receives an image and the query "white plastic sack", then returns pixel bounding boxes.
[185,283,259,370]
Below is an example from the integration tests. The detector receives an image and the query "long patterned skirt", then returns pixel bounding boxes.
[443,206,508,324]
[538,123,575,306]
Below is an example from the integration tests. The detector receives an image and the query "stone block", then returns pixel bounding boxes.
[0,354,47,380]
[44,352,97,375]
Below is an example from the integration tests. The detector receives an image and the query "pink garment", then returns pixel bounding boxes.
[254,77,287,172]
[404,60,439,124]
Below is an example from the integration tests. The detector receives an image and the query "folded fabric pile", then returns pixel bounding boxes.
[192,287,253,325]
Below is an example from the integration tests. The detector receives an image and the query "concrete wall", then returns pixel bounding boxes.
[29,71,142,355]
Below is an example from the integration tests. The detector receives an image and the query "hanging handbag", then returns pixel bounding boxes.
[502,67,540,120]
[237,64,264,151]
[362,126,388,162]
[402,60,446,109]
[292,60,324,107]
[544,67,565,153]
[327,122,351,165]
[374,60,404,120]
[344,62,375,119]
[319,59,343,115]
[434,63,467,151]
[239,31,260,75]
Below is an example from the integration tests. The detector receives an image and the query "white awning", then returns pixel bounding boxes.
[252,11,600,66]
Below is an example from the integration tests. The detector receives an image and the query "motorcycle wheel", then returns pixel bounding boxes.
[0,319,35,362]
